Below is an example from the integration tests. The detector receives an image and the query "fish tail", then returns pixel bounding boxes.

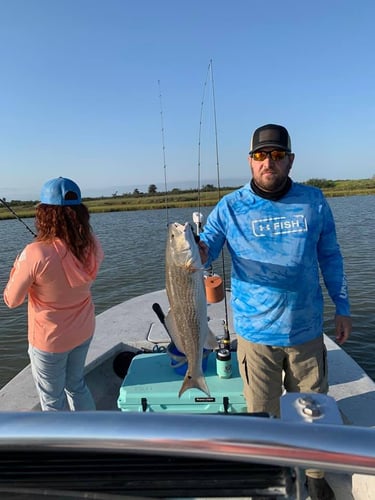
[179,373,210,398]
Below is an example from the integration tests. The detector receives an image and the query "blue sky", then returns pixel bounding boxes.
[1,0,375,201]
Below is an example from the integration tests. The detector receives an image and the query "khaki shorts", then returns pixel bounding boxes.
[237,335,328,418]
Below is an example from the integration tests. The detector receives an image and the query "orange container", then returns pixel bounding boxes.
[205,274,224,303]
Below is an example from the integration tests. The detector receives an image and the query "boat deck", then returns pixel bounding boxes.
[1,290,374,426]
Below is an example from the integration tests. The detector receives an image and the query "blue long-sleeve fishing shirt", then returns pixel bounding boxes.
[199,181,350,346]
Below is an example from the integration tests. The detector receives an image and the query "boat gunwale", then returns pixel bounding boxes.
[0,410,374,475]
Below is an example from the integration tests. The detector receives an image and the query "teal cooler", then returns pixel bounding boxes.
[117,351,247,414]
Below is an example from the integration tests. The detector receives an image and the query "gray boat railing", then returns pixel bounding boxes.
[0,403,374,475]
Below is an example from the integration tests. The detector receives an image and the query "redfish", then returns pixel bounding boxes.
[165,222,217,397]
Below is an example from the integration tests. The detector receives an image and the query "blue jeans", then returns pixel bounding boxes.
[28,337,96,411]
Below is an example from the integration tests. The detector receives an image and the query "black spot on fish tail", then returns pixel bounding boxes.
[178,373,210,398]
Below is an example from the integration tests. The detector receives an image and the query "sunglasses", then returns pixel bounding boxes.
[250,150,289,161]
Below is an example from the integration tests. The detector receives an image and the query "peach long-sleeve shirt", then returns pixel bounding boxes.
[4,237,104,353]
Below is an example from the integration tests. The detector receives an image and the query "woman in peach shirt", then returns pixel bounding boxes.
[4,177,104,411]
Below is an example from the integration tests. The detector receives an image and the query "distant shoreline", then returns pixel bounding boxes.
[0,179,374,221]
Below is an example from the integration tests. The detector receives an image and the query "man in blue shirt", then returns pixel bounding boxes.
[199,124,352,500]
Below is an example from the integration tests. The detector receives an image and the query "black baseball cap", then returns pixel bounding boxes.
[249,124,292,153]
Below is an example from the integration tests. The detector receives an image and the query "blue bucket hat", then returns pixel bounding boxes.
[40,177,82,206]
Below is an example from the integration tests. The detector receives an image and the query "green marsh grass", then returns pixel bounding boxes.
[1,179,374,220]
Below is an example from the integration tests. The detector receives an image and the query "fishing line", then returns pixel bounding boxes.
[0,198,37,237]
[158,80,169,227]
[198,59,230,345]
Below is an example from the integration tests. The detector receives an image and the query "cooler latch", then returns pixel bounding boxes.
[141,397,148,412]
[223,396,229,414]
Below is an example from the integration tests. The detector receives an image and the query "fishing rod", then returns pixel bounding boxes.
[0,198,37,237]
[158,79,169,227]
[151,81,172,341]
[196,63,210,224]
[197,59,231,347]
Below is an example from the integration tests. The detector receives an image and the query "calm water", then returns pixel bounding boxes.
[0,196,374,389]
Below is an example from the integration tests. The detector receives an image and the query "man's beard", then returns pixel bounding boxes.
[251,176,292,201]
